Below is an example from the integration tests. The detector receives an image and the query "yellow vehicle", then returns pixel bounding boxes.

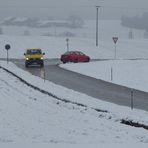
[24,48,45,67]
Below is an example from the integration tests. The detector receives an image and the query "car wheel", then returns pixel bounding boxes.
[74,59,78,63]
[86,58,90,62]
[25,61,29,67]
[25,64,29,68]
[41,63,44,67]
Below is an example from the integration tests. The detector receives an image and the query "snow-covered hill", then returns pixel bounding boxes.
[0,61,148,146]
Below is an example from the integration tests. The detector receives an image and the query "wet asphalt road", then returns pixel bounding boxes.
[12,59,148,111]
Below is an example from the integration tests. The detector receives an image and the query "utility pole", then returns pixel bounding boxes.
[96,6,100,47]
[5,44,11,64]
[66,38,69,52]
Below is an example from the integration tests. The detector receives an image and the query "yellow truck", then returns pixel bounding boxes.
[24,48,45,67]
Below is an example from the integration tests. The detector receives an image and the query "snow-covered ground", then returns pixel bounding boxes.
[61,60,148,92]
[0,61,148,147]
[0,20,148,146]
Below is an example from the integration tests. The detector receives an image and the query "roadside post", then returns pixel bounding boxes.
[112,37,118,59]
[111,67,113,81]
[66,38,69,52]
[131,89,134,110]
[5,44,11,64]
[40,67,46,82]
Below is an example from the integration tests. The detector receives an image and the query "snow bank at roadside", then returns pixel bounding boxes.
[1,61,148,126]
[1,61,148,146]
[61,60,148,93]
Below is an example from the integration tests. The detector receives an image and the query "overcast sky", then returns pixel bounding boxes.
[0,0,148,19]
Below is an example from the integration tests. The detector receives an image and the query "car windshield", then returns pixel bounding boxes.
[76,51,84,55]
[64,51,73,55]
[64,51,85,55]
[27,49,42,55]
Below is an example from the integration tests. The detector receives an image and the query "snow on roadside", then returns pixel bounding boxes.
[60,60,148,93]
[1,61,148,146]
[1,60,148,123]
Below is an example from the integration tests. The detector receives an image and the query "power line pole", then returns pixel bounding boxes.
[66,38,69,52]
[96,6,100,47]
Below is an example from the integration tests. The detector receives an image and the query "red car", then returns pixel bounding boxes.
[61,51,90,63]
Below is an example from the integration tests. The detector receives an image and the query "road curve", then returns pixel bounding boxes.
[13,59,148,111]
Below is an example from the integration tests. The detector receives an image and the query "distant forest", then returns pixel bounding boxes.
[121,12,148,38]
[121,12,148,31]
[0,15,84,29]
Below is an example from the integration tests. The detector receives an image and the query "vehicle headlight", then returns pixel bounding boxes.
[41,57,43,59]
[26,58,29,60]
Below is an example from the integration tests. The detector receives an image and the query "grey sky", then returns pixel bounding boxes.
[0,0,148,19]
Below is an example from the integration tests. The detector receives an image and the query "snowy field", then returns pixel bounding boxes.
[0,20,148,146]
[1,32,148,92]
[61,60,148,93]
[0,61,148,147]
[0,20,146,60]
